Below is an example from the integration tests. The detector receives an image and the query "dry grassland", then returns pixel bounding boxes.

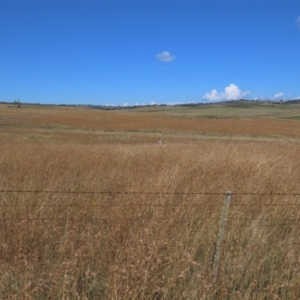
[1,104,300,299]
[1,104,300,140]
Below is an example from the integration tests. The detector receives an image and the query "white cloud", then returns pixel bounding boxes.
[156,51,176,62]
[253,97,265,101]
[150,102,157,105]
[123,103,128,106]
[274,92,284,99]
[202,84,249,102]
[166,101,184,106]
[296,16,300,27]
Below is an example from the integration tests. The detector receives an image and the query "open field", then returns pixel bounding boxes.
[132,101,300,120]
[1,103,300,299]
[1,102,300,144]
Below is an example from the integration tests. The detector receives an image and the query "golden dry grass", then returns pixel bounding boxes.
[1,104,300,299]
[1,104,300,139]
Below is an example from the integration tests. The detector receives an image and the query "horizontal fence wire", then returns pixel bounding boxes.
[1,190,300,207]
[1,190,300,225]
[0,190,300,196]
[1,216,299,221]
[0,190,224,195]
[0,217,219,222]
[1,218,300,227]
[1,203,300,207]
[0,204,225,207]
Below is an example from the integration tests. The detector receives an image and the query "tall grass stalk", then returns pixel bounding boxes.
[1,141,300,299]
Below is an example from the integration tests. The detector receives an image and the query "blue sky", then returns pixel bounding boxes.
[1,1,300,106]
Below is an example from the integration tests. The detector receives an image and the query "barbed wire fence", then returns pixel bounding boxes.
[1,190,299,228]
[1,189,300,280]
[0,189,300,204]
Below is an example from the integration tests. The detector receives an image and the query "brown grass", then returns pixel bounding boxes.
[1,140,300,299]
[1,104,300,139]
[1,105,300,298]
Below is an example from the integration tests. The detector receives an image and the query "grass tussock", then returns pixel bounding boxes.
[1,140,300,299]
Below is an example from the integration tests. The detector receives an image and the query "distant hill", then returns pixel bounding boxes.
[1,99,300,110]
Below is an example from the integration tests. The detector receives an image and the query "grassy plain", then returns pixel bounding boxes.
[1,102,300,299]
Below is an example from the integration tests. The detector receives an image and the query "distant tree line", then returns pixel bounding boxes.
[1,99,300,109]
